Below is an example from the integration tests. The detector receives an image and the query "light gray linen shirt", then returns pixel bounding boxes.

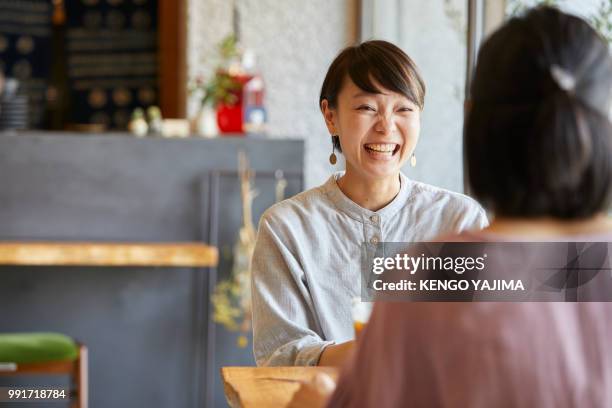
[251,172,488,366]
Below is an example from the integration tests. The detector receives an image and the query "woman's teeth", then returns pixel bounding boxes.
[365,144,397,153]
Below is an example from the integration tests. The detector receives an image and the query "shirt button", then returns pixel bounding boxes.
[370,236,379,245]
[370,214,379,224]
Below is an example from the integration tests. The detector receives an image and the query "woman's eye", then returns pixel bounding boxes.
[397,107,414,112]
[357,105,375,111]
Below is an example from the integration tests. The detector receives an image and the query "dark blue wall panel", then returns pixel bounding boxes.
[0,132,304,408]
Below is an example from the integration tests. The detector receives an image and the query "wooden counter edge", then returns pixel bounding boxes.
[0,241,218,267]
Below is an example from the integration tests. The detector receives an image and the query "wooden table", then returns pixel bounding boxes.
[0,241,218,267]
[221,366,339,408]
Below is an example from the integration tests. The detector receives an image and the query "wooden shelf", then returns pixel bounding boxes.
[0,242,218,267]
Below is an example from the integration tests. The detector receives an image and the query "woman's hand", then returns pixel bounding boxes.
[286,372,336,408]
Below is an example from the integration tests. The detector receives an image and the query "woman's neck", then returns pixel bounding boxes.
[485,214,612,237]
[336,169,401,212]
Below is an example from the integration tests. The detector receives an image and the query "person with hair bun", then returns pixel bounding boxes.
[251,40,487,368]
[466,6,612,221]
[288,6,612,408]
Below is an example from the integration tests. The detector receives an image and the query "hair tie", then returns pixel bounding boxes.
[550,64,576,92]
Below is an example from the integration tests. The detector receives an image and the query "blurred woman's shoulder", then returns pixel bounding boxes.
[402,175,488,230]
[406,178,480,209]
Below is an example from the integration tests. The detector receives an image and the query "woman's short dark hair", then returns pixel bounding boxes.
[320,40,426,152]
[466,6,612,219]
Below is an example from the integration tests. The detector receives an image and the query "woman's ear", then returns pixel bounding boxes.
[320,99,337,135]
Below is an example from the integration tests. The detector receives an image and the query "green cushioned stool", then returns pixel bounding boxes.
[0,332,88,408]
[0,333,78,364]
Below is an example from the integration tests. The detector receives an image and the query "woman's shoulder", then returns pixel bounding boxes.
[406,179,485,215]
[400,178,488,231]
[259,184,331,227]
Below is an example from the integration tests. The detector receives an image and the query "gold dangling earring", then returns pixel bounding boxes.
[329,135,338,165]
[410,152,416,167]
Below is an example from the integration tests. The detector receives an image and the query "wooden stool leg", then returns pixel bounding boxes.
[71,345,88,408]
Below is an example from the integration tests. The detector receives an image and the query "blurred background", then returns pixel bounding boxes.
[0,0,609,407]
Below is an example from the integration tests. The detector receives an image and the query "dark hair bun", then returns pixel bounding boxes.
[466,6,612,219]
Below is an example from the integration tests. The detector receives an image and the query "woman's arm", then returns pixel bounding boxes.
[317,340,355,366]
[251,213,334,366]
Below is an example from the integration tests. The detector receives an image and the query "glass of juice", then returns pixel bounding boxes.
[351,297,373,337]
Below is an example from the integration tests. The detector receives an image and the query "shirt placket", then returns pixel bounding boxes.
[362,214,383,298]
[367,214,381,245]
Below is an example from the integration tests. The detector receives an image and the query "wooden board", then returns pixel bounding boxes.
[221,366,338,408]
[0,241,217,267]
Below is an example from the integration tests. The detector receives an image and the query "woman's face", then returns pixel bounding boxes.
[322,77,421,181]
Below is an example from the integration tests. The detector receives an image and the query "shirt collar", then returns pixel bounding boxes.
[321,171,412,224]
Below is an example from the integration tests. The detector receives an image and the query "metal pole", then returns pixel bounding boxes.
[466,0,485,99]
[464,0,485,193]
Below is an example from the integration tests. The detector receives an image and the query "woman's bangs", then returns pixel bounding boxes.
[348,62,420,107]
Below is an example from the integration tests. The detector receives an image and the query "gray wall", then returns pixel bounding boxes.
[187,0,359,189]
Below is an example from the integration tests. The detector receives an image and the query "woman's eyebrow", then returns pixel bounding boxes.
[352,91,389,98]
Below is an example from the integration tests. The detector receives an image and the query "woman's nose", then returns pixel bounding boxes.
[375,113,396,134]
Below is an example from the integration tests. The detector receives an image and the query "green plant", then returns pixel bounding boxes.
[219,34,241,61]
[211,152,258,348]
[506,0,559,17]
[590,0,612,43]
[506,0,612,43]
[189,34,242,108]
[198,71,240,107]
[443,0,467,45]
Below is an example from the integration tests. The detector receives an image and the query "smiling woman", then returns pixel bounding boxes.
[250,40,488,368]
[320,40,424,186]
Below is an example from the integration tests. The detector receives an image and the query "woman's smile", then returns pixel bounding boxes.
[363,143,401,161]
